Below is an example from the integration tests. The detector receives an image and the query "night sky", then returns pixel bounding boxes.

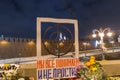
[0,0,120,38]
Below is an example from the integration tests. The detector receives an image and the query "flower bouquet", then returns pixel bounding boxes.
[74,56,107,80]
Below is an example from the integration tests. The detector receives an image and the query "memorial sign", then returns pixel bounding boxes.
[37,58,79,79]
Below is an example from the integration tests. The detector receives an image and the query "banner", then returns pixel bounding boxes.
[37,58,79,79]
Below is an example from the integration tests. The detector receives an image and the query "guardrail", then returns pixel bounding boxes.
[0,47,120,64]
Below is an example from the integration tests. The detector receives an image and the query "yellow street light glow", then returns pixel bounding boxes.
[59,42,64,46]
[44,41,49,46]
[1,40,8,45]
[28,41,35,45]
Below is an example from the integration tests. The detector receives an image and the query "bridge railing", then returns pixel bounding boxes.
[0,47,120,64]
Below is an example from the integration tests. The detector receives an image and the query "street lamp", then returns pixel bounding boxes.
[92,27,112,60]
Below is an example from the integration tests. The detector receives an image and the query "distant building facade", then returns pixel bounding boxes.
[0,37,97,59]
[0,37,36,59]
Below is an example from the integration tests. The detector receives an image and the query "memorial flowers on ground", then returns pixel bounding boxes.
[0,64,21,80]
[74,56,107,80]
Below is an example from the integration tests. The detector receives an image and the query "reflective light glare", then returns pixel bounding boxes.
[99,33,104,37]
[95,40,99,48]
[107,32,112,37]
[83,42,87,45]
[92,34,96,38]
[64,36,66,40]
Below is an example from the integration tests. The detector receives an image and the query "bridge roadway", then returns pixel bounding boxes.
[0,47,120,64]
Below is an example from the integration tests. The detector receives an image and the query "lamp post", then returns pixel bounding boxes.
[92,27,112,60]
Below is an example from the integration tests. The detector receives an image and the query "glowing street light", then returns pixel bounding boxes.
[92,27,112,60]
[0,40,8,45]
